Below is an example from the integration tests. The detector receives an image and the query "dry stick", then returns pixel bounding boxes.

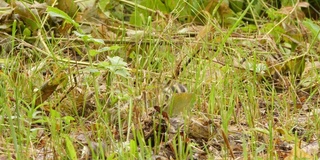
[221,129,235,159]
[166,49,197,86]
[24,37,187,45]
[167,24,213,85]
[168,49,200,86]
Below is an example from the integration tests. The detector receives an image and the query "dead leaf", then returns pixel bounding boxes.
[0,0,8,7]
[300,61,320,89]
[297,2,310,8]
[188,117,213,140]
[301,141,319,156]
[57,0,78,17]
[34,72,68,106]
[0,1,11,20]
[278,4,306,20]
[13,1,43,30]
[177,25,205,35]
[284,144,313,160]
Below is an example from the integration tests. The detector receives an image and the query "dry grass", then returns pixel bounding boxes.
[0,0,320,159]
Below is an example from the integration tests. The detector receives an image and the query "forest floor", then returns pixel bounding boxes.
[0,0,320,159]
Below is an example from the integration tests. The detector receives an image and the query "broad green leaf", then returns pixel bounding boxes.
[99,0,110,12]
[129,140,137,158]
[107,56,130,77]
[165,0,191,22]
[108,45,123,51]
[107,56,127,67]
[64,135,77,160]
[50,109,61,118]
[23,28,31,37]
[82,67,101,76]
[251,0,263,16]
[230,0,244,13]
[47,6,79,28]
[114,69,130,78]
[130,0,168,26]
[97,57,130,78]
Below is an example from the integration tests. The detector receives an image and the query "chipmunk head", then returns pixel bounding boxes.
[163,83,188,100]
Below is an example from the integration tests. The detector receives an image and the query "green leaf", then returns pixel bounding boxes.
[276,128,296,142]
[99,0,110,12]
[240,24,257,33]
[47,6,79,28]
[107,56,130,77]
[130,0,168,26]
[108,45,123,51]
[23,28,31,37]
[97,61,110,68]
[64,135,77,160]
[107,56,127,67]
[165,0,190,22]
[89,49,99,57]
[95,57,129,77]
[73,31,105,44]
[114,69,130,78]
[62,116,75,125]
[229,0,244,13]
[89,46,123,56]
[82,67,101,76]
[129,140,137,158]
[303,19,320,41]
[50,109,61,118]
[166,93,195,116]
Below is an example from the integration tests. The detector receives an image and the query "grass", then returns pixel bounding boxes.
[1,0,320,159]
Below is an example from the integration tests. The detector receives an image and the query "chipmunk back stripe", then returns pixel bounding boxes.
[170,84,187,93]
